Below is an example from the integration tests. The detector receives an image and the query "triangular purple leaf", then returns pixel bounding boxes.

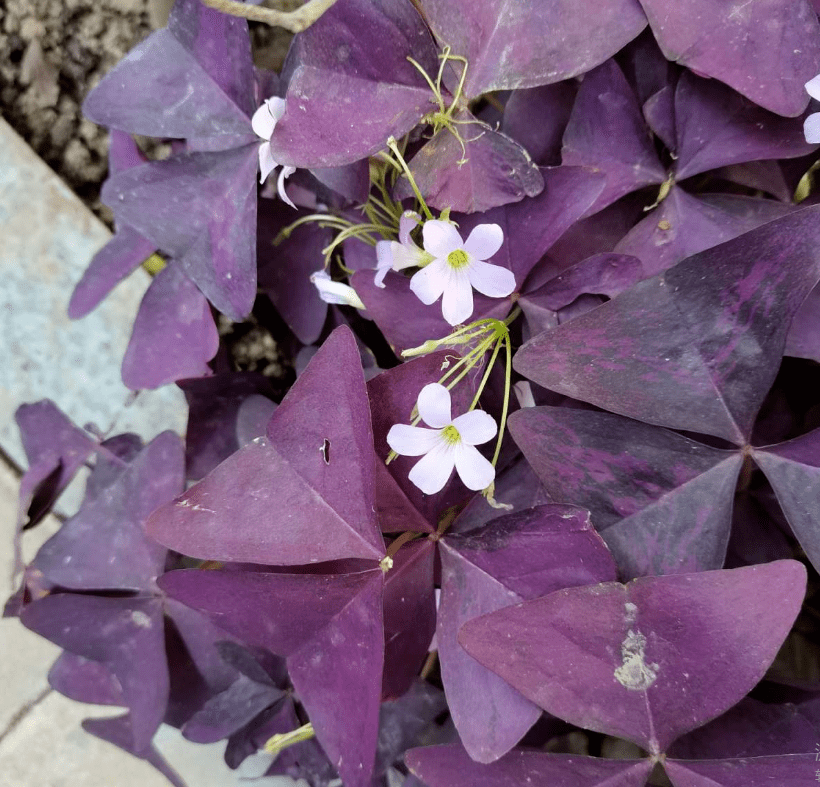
[407,744,653,787]
[459,561,806,753]
[637,0,820,116]
[515,206,820,443]
[121,264,219,390]
[664,754,815,787]
[508,407,742,578]
[147,327,385,564]
[415,0,647,97]
[269,0,439,167]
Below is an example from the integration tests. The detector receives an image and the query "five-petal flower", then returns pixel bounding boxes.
[409,220,516,326]
[387,383,497,494]
[251,96,296,207]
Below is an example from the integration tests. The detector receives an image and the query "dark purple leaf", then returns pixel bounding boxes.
[147,326,385,564]
[68,226,158,320]
[382,539,436,699]
[415,0,647,97]
[48,652,124,706]
[643,84,677,150]
[82,715,186,787]
[83,0,255,142]
[269,0,439,167]
[614,189,793,277]
[673,71,817,180]
[21,594,168,751]
[102,145,258,321]
[515,206,820,444]
[438,505,616,761]
[178,372,276,481]
[664,754,816,787]
[121,264,219,390]
[407,744,653,787]
[786,282,820,362]
[508,407,742,577]
[637,0,820,116]
[561,59,666,214]
[502,81,577,166]
[257,199,333,344]
[393,113,544,213]
[754,428,820,574]
[530,253,645,311]
[31,431,183,591]
[459,561,806,753]
[712,161,792,202]
[108,129,147,175]
[235,394,278,447]
[161,567,384,787]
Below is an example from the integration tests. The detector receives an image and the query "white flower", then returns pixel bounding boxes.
[310,270,365,309]
[409,220,516,326]
[805,75,820,143]
[374,211,432,287]
[387,383,496,495]
[251,96,296,207]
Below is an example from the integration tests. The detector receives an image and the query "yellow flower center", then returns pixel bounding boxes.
[441,425,461,445]
[446,249,470,270]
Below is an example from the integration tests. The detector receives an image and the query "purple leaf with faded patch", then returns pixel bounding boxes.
[147,326,385,564]
[637,0,820,116]
[48,652,124,706]
[438,505,616,761]
[269,0,439,167]
[393,112,544,213]
[459,561,806,753]
[509,407,742,578]
[102,145,258,321]
[515,206,820,444]
[415,0,647,97]
[407,744,653,787]
[121,265,219,390]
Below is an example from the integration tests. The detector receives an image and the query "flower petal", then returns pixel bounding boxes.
[463,223,504,260]
[277,165,297,208]
[422,220,463,258]
[251,99,280,140]
[310,271,364,308]
[466,259,516,298]
[441,268,474,325]
[807,74,820,102]
[451,409,497,445]
[399,211,422,246]
[375,241,394,288]
[258,143,277,184]
[410,258,448,305]
[387,424,442,456]
[454,444,495,491]
[409,442,456,494]
[417,383,452,428]
[805,112,820,144]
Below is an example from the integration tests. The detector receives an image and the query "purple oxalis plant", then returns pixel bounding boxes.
[9,0,820,785]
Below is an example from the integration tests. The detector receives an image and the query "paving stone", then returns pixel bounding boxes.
[0,116,187,516]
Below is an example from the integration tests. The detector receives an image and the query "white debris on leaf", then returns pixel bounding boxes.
[614,629,659,691]
[251,95,296,207]
[387,382,497,495]
[409,220,516,326]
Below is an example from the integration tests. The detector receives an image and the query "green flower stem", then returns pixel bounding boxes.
[386,137,433,220]
[263,723,315,755]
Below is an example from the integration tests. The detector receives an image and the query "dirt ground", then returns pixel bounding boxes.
[0,0,291,222]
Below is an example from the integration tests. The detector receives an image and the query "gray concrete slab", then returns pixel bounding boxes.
[0,116,187,516]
